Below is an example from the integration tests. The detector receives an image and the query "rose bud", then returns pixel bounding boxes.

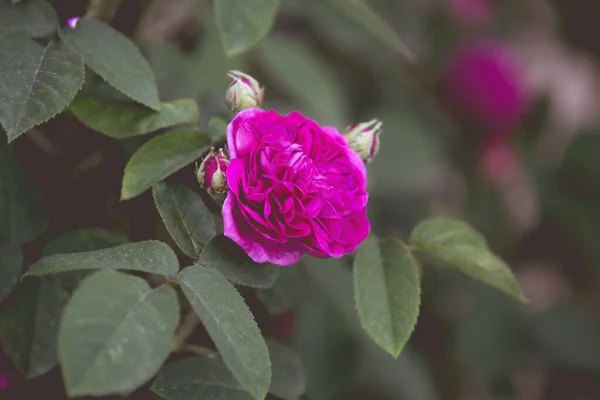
[197,147,230,203]
[342,119,382,164]
[66,17,80,28]
[225,70,264,114]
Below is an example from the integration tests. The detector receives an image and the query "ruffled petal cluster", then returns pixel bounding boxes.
[223,109,370,266]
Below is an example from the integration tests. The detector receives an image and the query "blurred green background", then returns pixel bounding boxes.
[6,0,600,398]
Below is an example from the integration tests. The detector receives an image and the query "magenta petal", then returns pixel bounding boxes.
[322,126,349,147]
[337,208,371,248]
[344,146,367,184]
[225,158,246,196]
[223,194,303,266]
[227,108,265,159]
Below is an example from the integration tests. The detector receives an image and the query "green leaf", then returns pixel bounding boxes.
[41,227,130,290]
[59,271,179,397]
[59,19,160,110]
[214,0,280,56]
[409,218,526,301]
[25,240,179,278]
[0,146,48,243]
[266,339,306,400]
[152,342,305,400]
[208,117,228,144]
[0,0,58,38]
[0,243,22,303]
[292,276,358,400]
[70,95,199,139]
[325,0,415,61]
[0,35,84,141]
[199,235,279,288]
[121,129,210,200]
[257,266,302,315]
[147,35,247,99]
[152,182,216,258]
[261,38,346,127]
[0,280,69,378]
[353,236,421,358]
[152,357,253,400]
[179,266,271,400]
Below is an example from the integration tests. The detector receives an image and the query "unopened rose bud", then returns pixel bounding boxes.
[66,17,80,29]
[225,70,264,113]
[197,147,230,203]
[342,119,382,164]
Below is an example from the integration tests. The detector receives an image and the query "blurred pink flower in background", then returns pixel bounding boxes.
[477,137,540,233]
[444,39,532,139]
[477,138,520,184]
[447,0,492,26]
[444,39,540,230]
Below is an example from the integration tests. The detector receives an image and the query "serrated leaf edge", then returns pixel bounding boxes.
[410,238,527,302]
[57,25,161,111]
[120,130,210,200]
[69,97,199,138]
[354,238,421,358]
[5,42,85,142]
[179,266,272,400]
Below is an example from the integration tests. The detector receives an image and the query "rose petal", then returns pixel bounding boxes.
[223,194,303,266]
[227,108,265,159]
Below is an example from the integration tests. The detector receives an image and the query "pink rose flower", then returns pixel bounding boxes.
[444,39,531,139]
[224,108,370,266]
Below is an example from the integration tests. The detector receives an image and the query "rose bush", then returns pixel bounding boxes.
[223,108,370,265]
[0,2,531,398]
